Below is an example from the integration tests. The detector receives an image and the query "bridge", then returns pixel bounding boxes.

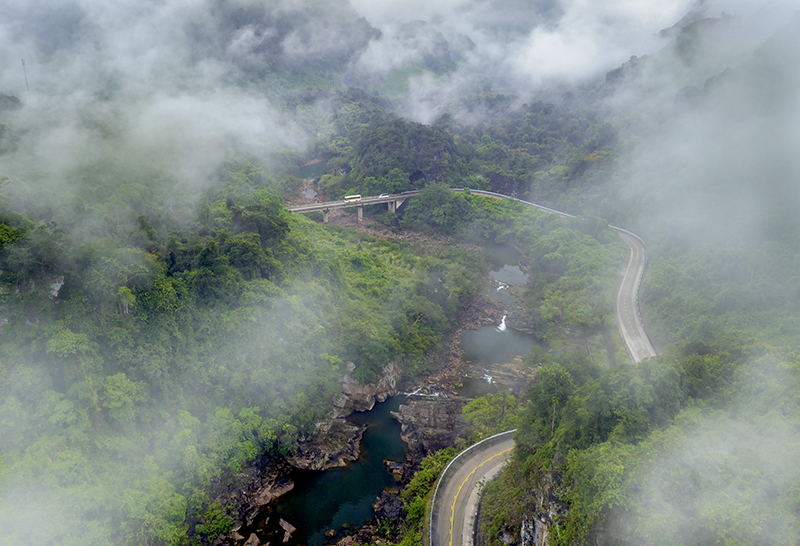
[288,188,658,546]
[287,193,412,223]
[286,189,573,223]
[288,188,656,362]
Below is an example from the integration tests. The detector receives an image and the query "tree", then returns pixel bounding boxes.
[100,373,146,426]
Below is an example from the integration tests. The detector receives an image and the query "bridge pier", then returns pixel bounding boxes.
[323,209,330,224]
[357,205,363,222]
[388,197,405,213]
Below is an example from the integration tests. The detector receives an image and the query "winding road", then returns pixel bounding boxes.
[288,189,657,365]
[613,230,658,362]
[287,189,658,546]
[431,435,515,546]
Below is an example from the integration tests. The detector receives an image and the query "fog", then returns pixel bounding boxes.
[2,0,800,544]
[609,5,800,250]
[604,357,800,544]
[348,0,799,122]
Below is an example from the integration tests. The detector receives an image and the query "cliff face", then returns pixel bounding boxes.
[519,513,550,546]
[475,455,568,546]
[333,362,402,417]
[288,362,405,470]
[206,361,405,542]
[211,465,296,541]
[391,397,472,461]
[520,460,569,546]
[287,418,366,471]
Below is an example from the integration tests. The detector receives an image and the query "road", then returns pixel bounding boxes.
[291,190,657,544]
[614,231,658,362]
[289,190,656,364]
[427,224,657,546]
[432,436,515,546]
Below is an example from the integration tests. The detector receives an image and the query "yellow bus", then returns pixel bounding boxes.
[344,194,362,202]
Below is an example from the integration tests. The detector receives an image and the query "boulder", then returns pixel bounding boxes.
[279,518,297,543]
[383,460,406,481]
[391,398,472,461]
[373,491,403,521]
[334,362,401,417]
[287,419,366,471]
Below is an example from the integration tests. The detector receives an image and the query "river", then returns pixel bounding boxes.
[459,246,537,397]
[255,397,406,546]
[255,247,534,544]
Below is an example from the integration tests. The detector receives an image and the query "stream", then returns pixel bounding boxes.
[459,245,537,397]
[257,397,405,546]
[253,247,535,544]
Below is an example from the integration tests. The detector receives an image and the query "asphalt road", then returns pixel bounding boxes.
[295,190,656,545]
[433,437,515,546]
[615,231,657,362]
[430,229,657,546]
[291,191,656,365]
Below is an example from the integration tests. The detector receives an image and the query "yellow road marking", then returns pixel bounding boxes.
[448,447,514,546]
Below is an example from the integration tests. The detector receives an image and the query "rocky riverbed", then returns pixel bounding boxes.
[202,218,539,546]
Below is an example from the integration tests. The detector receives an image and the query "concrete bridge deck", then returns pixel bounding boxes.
[286,189,573,223]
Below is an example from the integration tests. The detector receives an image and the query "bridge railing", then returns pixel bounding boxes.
[288,188,654,362]
[428,430,516,546]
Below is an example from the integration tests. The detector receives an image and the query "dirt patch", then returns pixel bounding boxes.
[301,157,327,167]
[284,178,330,208]
[323,213,535,394]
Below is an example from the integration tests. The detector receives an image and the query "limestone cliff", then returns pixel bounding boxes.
[286,418,366,471]
[391,397,472,461]
[210,465,295,540]
[332,361,402,417]
[478,460,568,546]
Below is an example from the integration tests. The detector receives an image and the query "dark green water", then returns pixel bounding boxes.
[457,375,500,398]
[459,245,536,397]
[486,246,528,306]
[460,325,537,366]
[246,245,531,543]
[484,245,522,270]
[458,325,537,398]
[490,264,528,286]
[297,160,328,179]
[271,396,406,545]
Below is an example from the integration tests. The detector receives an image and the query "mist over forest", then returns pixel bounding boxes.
[2,0,800,545]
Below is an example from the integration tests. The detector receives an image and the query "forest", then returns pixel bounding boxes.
[2,1,800,545]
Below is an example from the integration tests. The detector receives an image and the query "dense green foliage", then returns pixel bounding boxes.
[310,89,623,209]
[472,14,800,546]
[400,185,625,344]
[3,9,799,546]
[0,157,487,545]
[392,448,458,546]
[462,393,520,440]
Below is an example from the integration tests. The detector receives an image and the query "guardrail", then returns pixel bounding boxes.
[428,430,517,546]
[290,188,655,361]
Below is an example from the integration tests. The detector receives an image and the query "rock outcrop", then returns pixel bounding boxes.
[287,418,366,471]
[489,457,569,546]
[209,465,294,542]
[333,362,401,417]
[391,397,473,461]
[279,518,297,543]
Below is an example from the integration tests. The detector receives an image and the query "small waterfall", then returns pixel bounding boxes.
[497,312,507,332]
[482,371,494,384]
[400,387,442,398]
